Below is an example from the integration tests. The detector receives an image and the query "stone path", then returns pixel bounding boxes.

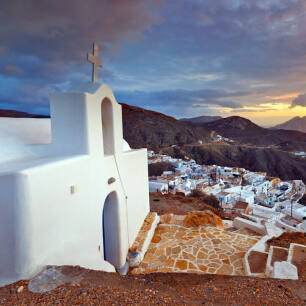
[129,212,158,253]
[130,224,260,276]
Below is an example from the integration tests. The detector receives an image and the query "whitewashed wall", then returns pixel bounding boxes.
[0,83,149,286]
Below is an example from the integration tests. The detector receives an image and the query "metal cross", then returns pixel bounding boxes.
[87,42,103,83]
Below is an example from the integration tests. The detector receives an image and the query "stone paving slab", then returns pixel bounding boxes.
[130,223,260,276]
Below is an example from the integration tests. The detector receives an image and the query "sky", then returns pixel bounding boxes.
[0,0,306,126]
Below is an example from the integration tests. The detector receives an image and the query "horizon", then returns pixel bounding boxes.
[2,102,306,128]
[0,0,306,126]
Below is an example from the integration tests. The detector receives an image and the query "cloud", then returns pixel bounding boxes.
[0,46,6,57]
[0,0,306,121]
[116,88,245,110]
[230,108,275,113]
[0,0,164,86]
[0,0,164,111]
[290,93,306,108]
[0,0,163,62]
[179,73,223,82]
[2,65,23,76]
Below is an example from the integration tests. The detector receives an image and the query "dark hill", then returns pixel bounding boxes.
[0,109,49,118]
[202,116,306,150]
[273,116,306,133]
[161,144,306,182]
[121,103,211,148]
[121,107,306,181]
[203,116,262,132]
[1,106,305,182]
[180,115,222,124]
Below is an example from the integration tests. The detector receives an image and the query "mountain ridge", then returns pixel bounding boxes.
[273,116,306,133]
[180,115,222,124]
[0,106,305,182]
[120,103,212,148]
[0,109,49,118]
[201,116,306,148]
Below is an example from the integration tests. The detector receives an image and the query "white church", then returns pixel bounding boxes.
[0,44,150,285]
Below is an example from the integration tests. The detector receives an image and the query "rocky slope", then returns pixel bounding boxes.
[161,144,306,182]
[121,103,211,148]
[201,116,306,149]
[273,116,306,133]
[121,107,306,181]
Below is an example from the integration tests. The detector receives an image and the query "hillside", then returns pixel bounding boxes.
[202,116,306,150]
[121,103,211,148]
[0,109,49,118]
[180,115,222,124]
[273,116,306,133]
[1,106,305,182]
[121,106,306,182]
[161,144,306,182]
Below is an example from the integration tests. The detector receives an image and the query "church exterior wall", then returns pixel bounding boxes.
[0,149,149,286]
[0,174,22,285]
[116,148,150,245]
[0,82,150,286]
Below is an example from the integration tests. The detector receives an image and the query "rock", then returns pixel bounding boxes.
[273,261,298,280]
[183,210,224,229]
[216,264,233,275]
[175,260,187,270]
[151,235,161,243]
[17,286,24,293]
[128,252,142,268]
[198,265,208,272]
[160,214,174,224]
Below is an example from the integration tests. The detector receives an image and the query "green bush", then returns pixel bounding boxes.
[190,190,221,209]
[148,162,175,177]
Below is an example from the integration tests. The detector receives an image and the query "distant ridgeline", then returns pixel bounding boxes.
[1,106,306,183]
[0,109,49,118]
[273,116,306,134]
[180,115,222,124]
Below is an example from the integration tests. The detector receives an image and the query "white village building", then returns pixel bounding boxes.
[149,181,168,193]
[0,45,149,286]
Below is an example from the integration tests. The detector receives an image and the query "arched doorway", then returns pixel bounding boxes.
[102,191,121,267]
[101,98,114,155]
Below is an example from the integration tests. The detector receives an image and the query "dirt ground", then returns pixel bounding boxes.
[248,251,268,274]
[1,266,306,305]
[1,195,305,304]
[271,248,289,267]
[267,232,306,249]
[267,232,306,280]
[149,192,243,221]
[291,245,306,281]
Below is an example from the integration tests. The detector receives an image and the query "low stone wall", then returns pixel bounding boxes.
[265,246,288,277]
[275,220,300,232]
[243,235,271,277]
[233,217,266,235]
[242,221,303,280]
[128,212,160,267]
[288,243,306,280]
